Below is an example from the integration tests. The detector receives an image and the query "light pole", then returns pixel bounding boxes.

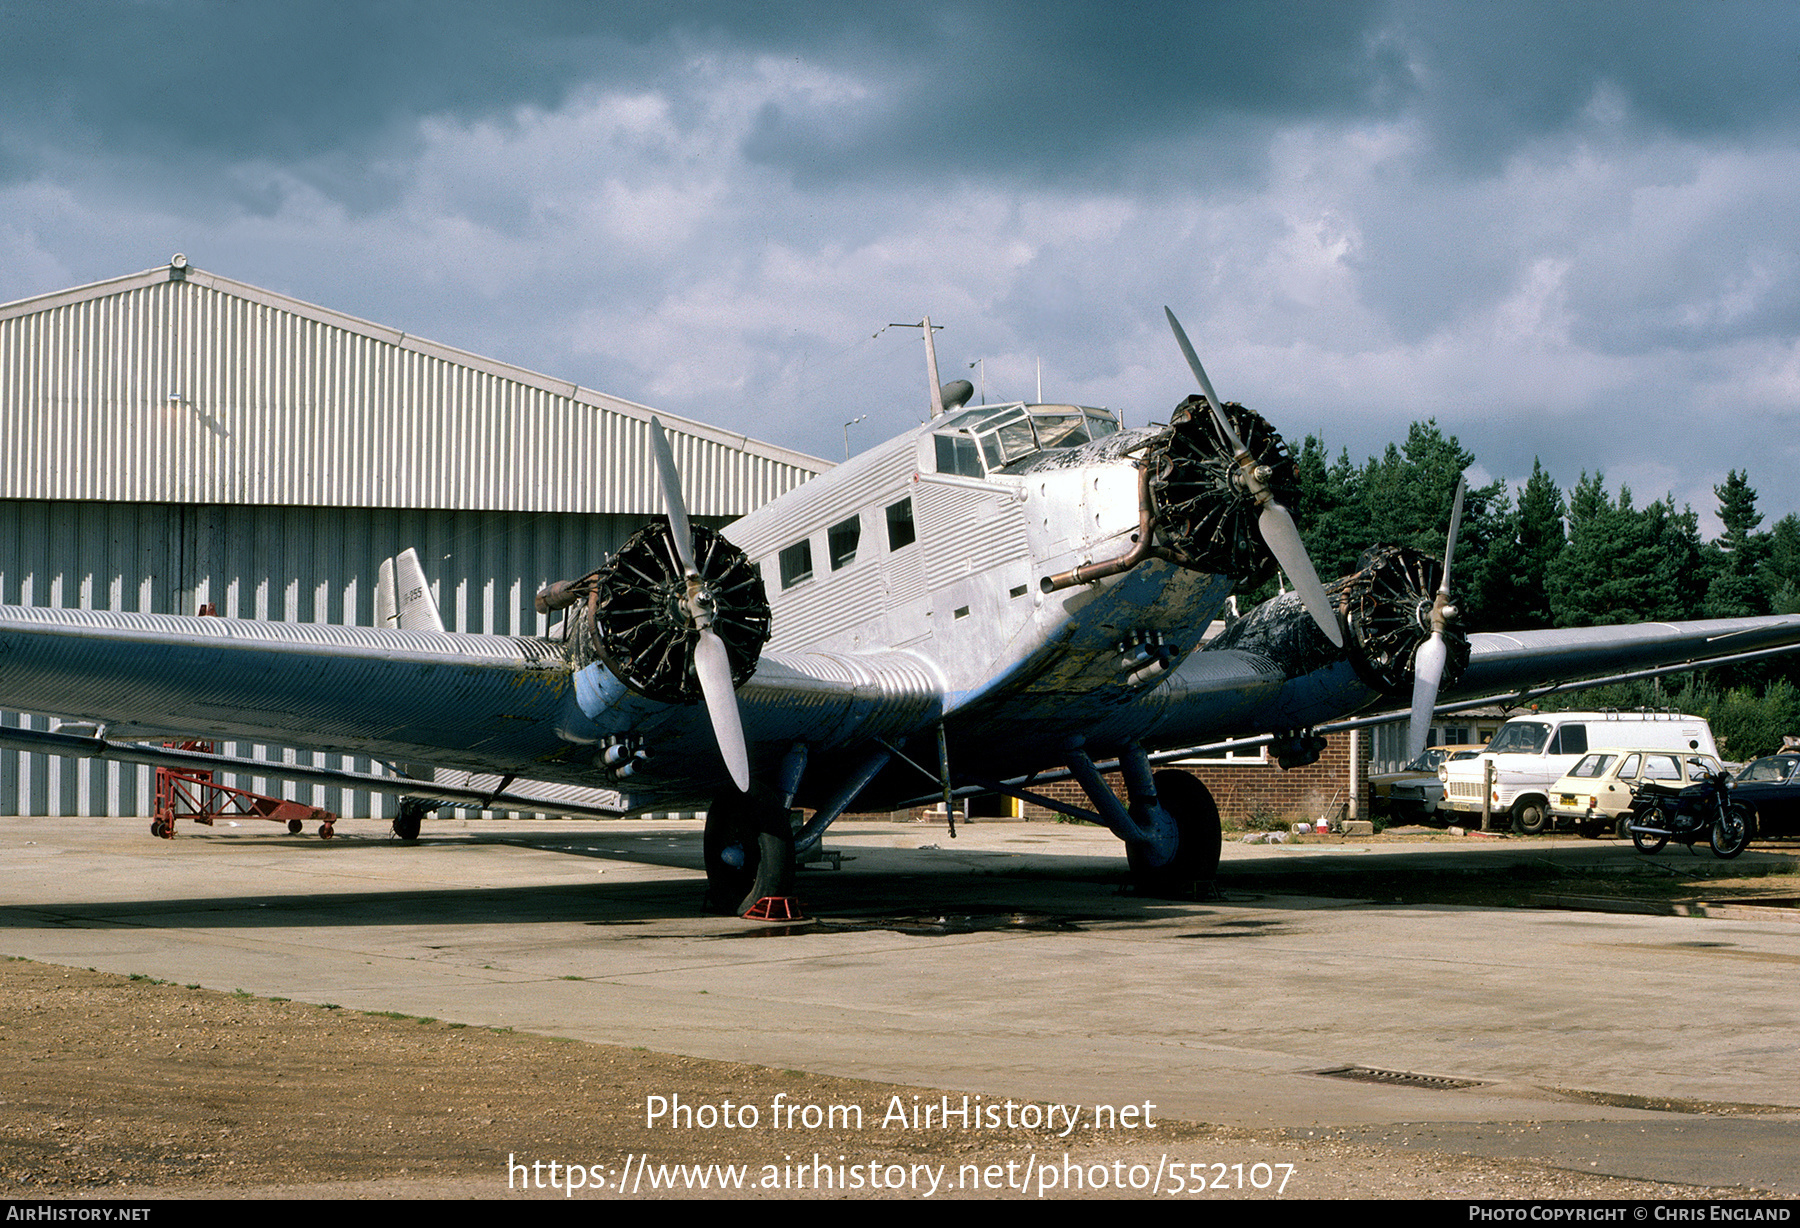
[843,414,868,459]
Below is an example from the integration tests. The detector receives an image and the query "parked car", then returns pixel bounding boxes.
[1370,745,1485,821]
[1548,748,1724,838]
[1440,711,1718,834]
[1730,753,1800,839]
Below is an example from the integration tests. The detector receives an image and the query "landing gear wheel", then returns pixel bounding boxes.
[1711,805,1751,859]
[392,799,429,841]
[1631,819,1668,855]
[1127,771,1222,896]
[1514,800,1549,836]
[703,784,795,916]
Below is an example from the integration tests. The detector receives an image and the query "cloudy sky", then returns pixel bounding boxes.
[4,1,1799,530]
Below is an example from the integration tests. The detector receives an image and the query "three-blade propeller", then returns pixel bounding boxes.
[1406,475,1465,764]
[649,417,752,792]
[1164,308,1344,648]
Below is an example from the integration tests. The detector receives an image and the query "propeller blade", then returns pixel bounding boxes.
[1259,502,1344,648]
[694,628,751,792]
[1407,632,1448,764]
[1407,476,1468,762]
[648,416,698,577]
[1166,308,1343,647]
[1439,475,1465,596]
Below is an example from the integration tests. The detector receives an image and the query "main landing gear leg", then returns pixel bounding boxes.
[1065,743,1222,898]
[1130,770,1223,895]
[703,783,798,918]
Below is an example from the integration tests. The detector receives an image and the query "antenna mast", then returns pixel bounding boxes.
[890,317,947,418]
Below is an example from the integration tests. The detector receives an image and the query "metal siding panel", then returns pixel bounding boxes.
[0,500,660,815]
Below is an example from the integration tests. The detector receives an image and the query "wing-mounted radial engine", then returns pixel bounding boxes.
[1335,544,1469,697]
[1205,543,1469,702]
[539,532,771,702]
[1142,394,1298,589]
[580,522,769,704]
[536,418,772,793]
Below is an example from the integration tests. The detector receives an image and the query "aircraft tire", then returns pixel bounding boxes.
[1128,770,1222,894]
[704,785,795,916]
[392,799,428,841]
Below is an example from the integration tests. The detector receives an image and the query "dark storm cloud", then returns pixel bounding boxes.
[0,1,640,174]
[10,3,1798,191]
[1397,1,1800,166]
[738,2,1401,187]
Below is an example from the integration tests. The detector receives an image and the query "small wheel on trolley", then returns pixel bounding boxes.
[319,823,335,841]
[287,819,304,835]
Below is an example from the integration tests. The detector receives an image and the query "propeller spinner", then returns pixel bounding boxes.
[1163,308,1343,648]
[649,417,753,792]
[1405,475,1465,764]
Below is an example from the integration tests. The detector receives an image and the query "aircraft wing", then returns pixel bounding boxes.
[1450,617,1800,697]
[0,604,581,776]
[0,602,948,810]
[1128,612,1800,755]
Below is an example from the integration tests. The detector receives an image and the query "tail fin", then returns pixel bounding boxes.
[375,548,445,632]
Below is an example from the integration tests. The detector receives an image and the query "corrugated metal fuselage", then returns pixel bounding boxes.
[570,412,1238,809]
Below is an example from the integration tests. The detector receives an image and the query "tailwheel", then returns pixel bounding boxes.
[1128,770,1222,896]
[392,798,429,842]
[703,784,798,917]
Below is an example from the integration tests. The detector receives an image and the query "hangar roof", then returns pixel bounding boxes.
[0,259,827,516]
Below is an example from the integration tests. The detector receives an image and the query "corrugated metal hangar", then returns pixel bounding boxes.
[0,257,828,817]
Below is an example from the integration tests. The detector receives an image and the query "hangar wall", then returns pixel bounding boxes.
[0,260,828,818]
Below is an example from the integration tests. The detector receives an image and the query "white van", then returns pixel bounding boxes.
[1439,711,1718,834]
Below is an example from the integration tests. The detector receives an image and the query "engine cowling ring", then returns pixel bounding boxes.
[1143,395,1297,586]
[1336,545,1469,696]
[590,522,770,704]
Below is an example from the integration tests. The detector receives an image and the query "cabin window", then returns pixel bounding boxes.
[778,540,814,589]
[1549,724,1587,755]
[933,434,985,478]
[886,498,916,551]
[828,515,861,570]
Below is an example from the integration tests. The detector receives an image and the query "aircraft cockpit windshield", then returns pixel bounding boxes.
[931,403,1119,477]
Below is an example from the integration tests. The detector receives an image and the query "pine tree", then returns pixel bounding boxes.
[1702,470,1770,618]
[1480,458,1564,629]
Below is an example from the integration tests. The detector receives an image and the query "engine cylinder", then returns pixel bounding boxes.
[1143,395,1296,586]
[1337,545,1469,695]
[582,522,771,704]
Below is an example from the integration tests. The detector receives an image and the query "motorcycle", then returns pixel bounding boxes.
[1626,769,1751,859]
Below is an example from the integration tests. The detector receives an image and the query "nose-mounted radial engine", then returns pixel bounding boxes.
[1141,394,1300,589]
[1045,311,1345,654]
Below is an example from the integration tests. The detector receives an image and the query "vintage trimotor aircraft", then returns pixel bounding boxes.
[4,309,1800,916]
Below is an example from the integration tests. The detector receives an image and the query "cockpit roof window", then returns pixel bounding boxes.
[934,403,1120,471]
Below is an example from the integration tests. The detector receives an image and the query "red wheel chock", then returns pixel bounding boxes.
[743,896,805,921]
